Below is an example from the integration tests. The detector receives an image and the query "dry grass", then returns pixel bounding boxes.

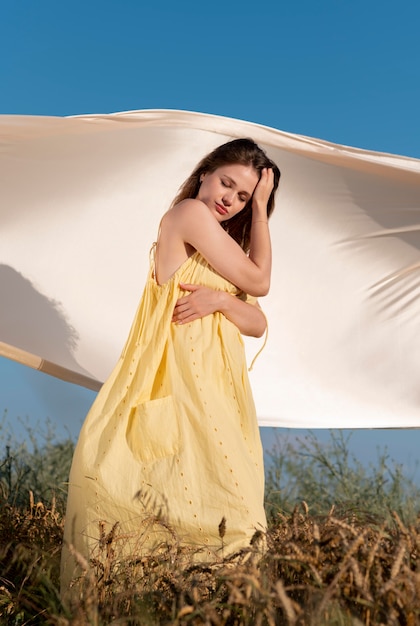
[2,425,420,624]
[2,495,420,625]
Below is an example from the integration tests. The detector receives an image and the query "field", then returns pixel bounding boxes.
[1,420,420,625]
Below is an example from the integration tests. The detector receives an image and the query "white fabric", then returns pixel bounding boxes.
[1,109,420,428]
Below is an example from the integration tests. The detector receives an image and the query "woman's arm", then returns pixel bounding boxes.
[248,168,273,292]
[162,169,275,297]
[172,283,267,338]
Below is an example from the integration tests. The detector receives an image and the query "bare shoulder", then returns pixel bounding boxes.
[160,199,203,233]
[170,198,210,220]
[161,199,216,244]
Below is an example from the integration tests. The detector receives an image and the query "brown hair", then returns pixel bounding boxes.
[171,138,281,252]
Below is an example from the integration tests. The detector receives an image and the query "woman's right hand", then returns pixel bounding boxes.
[173,283,267,337]
[172,283,222,324]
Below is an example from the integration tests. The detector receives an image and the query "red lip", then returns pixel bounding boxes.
[215,203,228,215]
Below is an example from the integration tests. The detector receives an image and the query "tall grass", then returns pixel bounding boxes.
[1,419,420,624]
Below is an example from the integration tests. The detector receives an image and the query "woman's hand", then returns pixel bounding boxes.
[252,167,275,216]
[173,282,267,337]
[172,283,223,324]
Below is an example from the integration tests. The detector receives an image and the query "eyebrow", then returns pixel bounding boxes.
[222,175,252,199]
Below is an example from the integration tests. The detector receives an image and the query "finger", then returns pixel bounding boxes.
[172,308,187,322]
[173,312,198,324]
[175,291,198,306]
[173,304,190,317]
[174,297,188,307]
[179,282,199,291]
[261,168,273,184]
[265,169,274,190]
[256,168,274,193]
[176,312,199,324]
[256,168,267,183]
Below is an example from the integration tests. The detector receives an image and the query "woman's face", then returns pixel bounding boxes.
[197,163,259,222]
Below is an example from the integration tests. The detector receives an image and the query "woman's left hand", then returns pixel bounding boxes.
[252,167,275,214]
[172,283,223,324]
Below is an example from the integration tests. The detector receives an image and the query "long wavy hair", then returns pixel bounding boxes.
[170,138,281,252]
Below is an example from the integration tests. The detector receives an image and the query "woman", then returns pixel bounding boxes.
[61,138,280,594]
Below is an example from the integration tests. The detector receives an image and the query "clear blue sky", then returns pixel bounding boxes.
[1,0,420,477]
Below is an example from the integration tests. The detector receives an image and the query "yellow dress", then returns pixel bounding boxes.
[61,250,266,592]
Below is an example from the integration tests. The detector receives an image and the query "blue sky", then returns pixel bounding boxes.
[1,0,420,477]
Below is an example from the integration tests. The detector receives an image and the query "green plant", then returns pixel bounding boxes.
[0,413,74,510]
[265,429,420,522]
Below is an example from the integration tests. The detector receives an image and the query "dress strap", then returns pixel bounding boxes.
[150,220,163,280]
[248,313,269,372]
[150,241,157,279]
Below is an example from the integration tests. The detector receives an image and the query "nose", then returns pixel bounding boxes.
[222,190,234,206]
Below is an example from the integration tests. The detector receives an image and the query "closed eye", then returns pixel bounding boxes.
[221,177,249,202]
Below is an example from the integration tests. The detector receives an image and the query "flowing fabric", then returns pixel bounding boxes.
[1,109,420,428]
[60,250,266,592]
